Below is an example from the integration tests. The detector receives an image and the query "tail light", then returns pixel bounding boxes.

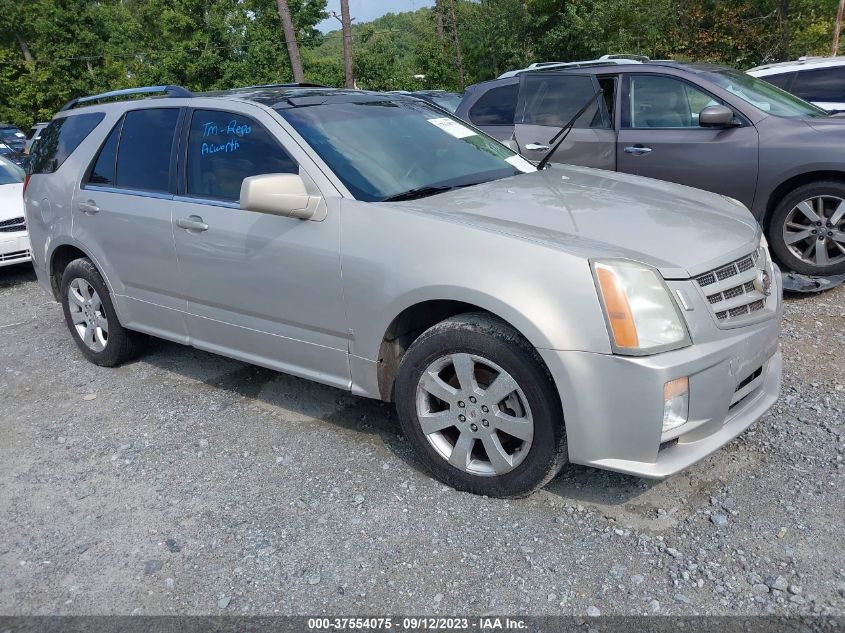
[22,173,31,196]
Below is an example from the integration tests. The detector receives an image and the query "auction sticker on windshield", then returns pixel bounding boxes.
[427,117,476,139]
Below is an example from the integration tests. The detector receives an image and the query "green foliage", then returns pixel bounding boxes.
[1,0,842,129]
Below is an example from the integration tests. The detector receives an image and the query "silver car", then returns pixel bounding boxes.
[24,84,783,497]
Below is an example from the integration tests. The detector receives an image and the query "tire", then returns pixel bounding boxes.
[60,258,146,366]
[394,312,568,498]
[768,181,845,276]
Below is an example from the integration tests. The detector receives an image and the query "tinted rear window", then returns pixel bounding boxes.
[30,113,104,174]
[791,67,845,103]
[760,72,794,90]
[115,108,179,192]
[87,118,122,186]
[468,83,518,125]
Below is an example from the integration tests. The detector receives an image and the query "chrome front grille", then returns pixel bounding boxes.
[0,249,30,262]
[695,251,769,326]
[0,216,26,233]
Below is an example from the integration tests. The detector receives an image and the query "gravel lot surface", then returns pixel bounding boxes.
[1,262,843,616]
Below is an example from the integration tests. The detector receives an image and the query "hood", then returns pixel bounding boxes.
[802,116,845,132]
[0,183,25,223]
[390,165,759,279]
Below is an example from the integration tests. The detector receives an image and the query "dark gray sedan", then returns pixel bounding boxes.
[457,63,845,277]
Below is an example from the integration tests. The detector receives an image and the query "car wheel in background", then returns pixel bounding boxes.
[769,181,845,276]
[60,257,146,366]
[394,312,568,498]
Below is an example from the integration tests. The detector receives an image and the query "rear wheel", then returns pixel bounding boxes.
[60,258,146,366]
[769,182,845,276]
[394,312,568,498]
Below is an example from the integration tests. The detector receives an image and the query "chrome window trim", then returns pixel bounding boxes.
[173,195,240,209]
[81,184,174,200]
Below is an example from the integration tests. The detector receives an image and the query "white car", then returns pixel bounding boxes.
[0,155,31,268]
[748,57,845,113]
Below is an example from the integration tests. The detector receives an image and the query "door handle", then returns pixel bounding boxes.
[624,145,653,155]
[525,143,550,151]
[78,200,100,214]
[176,215,209,232]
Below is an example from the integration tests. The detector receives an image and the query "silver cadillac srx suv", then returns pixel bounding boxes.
[24,84,783,497]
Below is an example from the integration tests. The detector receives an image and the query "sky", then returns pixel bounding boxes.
[316,0,436,33]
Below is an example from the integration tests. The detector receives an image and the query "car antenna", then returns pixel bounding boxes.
[536,89,604,171]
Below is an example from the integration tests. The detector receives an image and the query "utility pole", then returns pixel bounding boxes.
[332,1,355,88]
[834,0,845,56]
[276,0,305,82]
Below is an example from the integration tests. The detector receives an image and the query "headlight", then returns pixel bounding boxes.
[592,259,691,355]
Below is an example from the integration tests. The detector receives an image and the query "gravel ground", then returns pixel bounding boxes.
[1,262,843,617]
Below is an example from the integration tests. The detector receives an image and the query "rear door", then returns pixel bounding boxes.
[616,73,759,207]
[513,72,616,169]
[74,107,188,339]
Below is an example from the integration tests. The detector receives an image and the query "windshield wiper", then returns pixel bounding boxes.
[535,89,604,171]
[382,183,469,202]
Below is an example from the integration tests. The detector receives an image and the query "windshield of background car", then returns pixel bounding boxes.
[278,99,533,201]
[0,127,25,141]
[429,93,462,112]
[0,155,25,184]
[707,69,828,117]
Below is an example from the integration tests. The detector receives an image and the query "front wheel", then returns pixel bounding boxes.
[394,313,568,498]
[768,182,845,276]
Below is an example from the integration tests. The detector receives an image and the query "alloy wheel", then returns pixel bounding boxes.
[782,195,845,269]
[67,278,109,352]
[415,352,533,476]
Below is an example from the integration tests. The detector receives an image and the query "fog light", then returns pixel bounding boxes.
[663,377,689,433]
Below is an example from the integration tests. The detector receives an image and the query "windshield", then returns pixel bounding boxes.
[0,155,25,184]
[707,69,828,118]
[0,127,25,141]
[278,98,532,202]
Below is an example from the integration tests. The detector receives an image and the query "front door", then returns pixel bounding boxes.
[513,72,616,170]
[616,73,760,208]
[171,107,350,389]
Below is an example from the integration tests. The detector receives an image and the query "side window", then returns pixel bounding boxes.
[517,74,606,129]
[30,113,105,174]
[468,83,518,125]
[186,109,297,202]
[760,72,795,90]
[598,76,617,124]
[626,75,720,128]
[87,118,122,185]
[791,67,845,103]
[115,108,179,193]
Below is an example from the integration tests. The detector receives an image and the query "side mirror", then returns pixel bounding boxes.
[699,105,736,128]
[240,173,322,220]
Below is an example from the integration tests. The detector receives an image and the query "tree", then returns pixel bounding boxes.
[332,0,354,88]
[446,0,465,89]
[835,0,845,54]
[277,0,305,81]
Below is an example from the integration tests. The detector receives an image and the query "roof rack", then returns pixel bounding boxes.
[59,85,194,112]
[237,82,329,89]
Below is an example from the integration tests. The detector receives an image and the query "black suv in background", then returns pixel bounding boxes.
[456,63,845,277]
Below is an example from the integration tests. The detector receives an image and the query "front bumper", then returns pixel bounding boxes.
[539,302,782,479]
[0,233,31,268]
